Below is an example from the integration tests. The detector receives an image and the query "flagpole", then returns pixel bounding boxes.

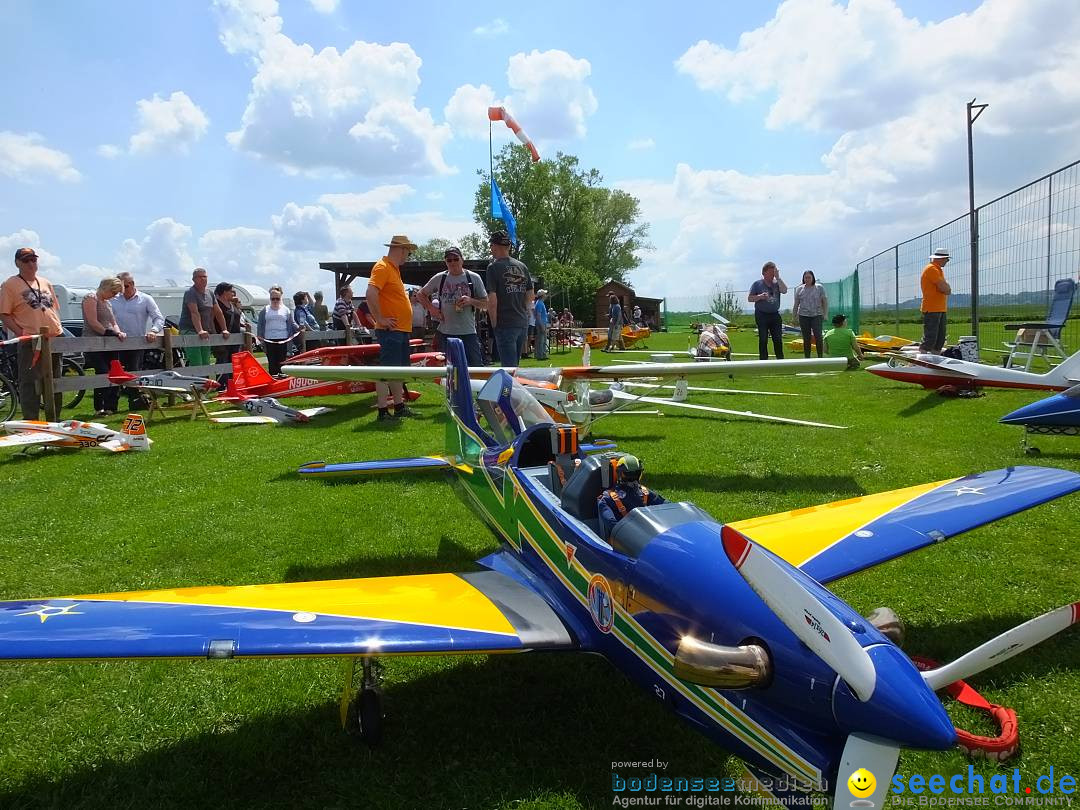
[488,119,494,220]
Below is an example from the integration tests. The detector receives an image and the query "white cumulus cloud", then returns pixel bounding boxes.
[129,91,210,155]
[318,185,415,219]
[505,50,598,141]
[215,0,452,177]
[308,0,338,13]
[627,138,655,151]
[271,202,335,251]
[445,84,504,140]
[117,218,196,280]
[0,132,81,183]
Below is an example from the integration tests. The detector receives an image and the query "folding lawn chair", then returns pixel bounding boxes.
[1003,278,1076,371]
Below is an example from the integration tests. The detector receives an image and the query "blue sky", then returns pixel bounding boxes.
[3,0,1077,304]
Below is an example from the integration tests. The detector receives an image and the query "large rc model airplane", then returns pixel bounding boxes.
[282,352,847,431]
[210,396,333,425]
[287,340,441,367]
[999,384,1080,453]
[867,349,1080,390]
[3,340,1078,809]
[224,351,430,402]
[0,413,150,452]
[108,360,220,399]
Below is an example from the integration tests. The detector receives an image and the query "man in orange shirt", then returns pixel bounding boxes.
[0,247,63,419]
[367,234,417,422]
[919,248,952,353]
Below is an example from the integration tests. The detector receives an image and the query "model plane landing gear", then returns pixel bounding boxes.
[340,657,385,745]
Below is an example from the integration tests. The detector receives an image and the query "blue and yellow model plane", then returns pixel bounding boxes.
[2,339,1079,808]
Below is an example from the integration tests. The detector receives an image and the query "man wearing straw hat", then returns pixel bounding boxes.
[368,234,417,422]
[919,249,952,353]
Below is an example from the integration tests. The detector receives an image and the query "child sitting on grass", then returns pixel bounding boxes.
[824,314,864,370]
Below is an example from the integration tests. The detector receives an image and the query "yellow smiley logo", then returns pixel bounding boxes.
[848,768,876,798]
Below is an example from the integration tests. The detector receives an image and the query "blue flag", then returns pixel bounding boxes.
[490,178,518,246]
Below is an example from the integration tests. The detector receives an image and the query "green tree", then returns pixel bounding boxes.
[472,145,650,322]
[412,238,454,262]
[710,283,744,324]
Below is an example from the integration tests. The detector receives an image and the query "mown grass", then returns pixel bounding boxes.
[1,328,1079,809]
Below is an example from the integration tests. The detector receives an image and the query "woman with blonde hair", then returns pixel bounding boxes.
[257,284,298,375]
[82,276,126,415]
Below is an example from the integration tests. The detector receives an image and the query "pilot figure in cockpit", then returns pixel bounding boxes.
[597,455,666,540]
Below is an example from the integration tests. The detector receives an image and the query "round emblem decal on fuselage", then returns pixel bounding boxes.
[587,574,614,634]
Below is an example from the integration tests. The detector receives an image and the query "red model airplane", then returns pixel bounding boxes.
[287,340,442,367]
[224,351,441,401]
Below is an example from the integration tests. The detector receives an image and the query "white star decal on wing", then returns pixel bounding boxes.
[17,603,83,623]
[951,486,986,496]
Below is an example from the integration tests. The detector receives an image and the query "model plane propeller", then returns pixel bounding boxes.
[3,340,1078,809]
[0,412,151,452]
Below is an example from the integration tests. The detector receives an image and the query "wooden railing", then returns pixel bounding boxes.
[21,327,361,419]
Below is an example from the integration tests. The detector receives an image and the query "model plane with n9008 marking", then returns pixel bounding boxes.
[2,339,1079,808]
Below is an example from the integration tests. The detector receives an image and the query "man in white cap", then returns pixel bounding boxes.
[533,288,550,361]
[920,249,952,353]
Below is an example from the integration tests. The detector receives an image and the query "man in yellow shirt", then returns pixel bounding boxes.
[367,234,417,421]
[919,248,952,353]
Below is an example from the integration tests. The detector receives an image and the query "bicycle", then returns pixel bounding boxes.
[0,349,86,418]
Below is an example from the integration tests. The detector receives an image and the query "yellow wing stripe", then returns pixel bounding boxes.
[727,478,958,566]
[65,573,517,635]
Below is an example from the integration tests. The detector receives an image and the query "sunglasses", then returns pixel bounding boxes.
[445,256,462,262]
[270,297,282,301]
[18,256,38,263]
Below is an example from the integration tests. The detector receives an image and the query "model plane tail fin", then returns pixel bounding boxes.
[1052,349,1080,383]
[107,359,135,384]
[443,337,492,458]
[119,413,150,451]
[231,351,275,392]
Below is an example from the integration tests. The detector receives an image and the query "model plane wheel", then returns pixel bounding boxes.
[1025,446,1041,456]
[346,687,384,745]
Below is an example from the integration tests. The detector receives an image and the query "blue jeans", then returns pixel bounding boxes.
[439,333,483,366]
[375,329,411,365]
[494,326,527,366]
[535,324,549,359]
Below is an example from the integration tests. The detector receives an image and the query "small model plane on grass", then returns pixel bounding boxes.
[0,413,150,452]
[4,340,1077,809]
[867,349,1080,391]
[108,360,220,398]
[210,396,333,425]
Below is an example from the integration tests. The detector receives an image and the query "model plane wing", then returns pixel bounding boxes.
[0,431,67,448]
[0,571,576,660]
[728,466,1080,584]
[609,390,844,428]
[298,456,464,477]
[560,357,845,380]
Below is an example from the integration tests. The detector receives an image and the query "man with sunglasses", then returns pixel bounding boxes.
[0,248,63,419]
[416,246,488,366]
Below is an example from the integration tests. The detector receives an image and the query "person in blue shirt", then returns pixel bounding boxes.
[534,289,550,360]
[597,455,666,540]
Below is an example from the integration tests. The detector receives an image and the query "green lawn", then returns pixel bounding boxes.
[1,328,1078,809]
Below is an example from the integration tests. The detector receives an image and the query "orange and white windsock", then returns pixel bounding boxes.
[488,106,540,163]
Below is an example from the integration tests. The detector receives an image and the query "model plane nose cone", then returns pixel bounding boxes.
[833,645,955,750]
[1000,388,1078,426]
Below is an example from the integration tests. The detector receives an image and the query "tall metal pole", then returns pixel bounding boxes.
[1046,173,1054,308]
[967,98,987,348]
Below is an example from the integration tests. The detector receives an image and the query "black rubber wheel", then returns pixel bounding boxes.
[1025,446,1042,456]
[356,688,384,745]
[58,358,85,410]
[0,372,16,421]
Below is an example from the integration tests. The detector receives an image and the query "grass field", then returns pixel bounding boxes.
[2,328,1079,809]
